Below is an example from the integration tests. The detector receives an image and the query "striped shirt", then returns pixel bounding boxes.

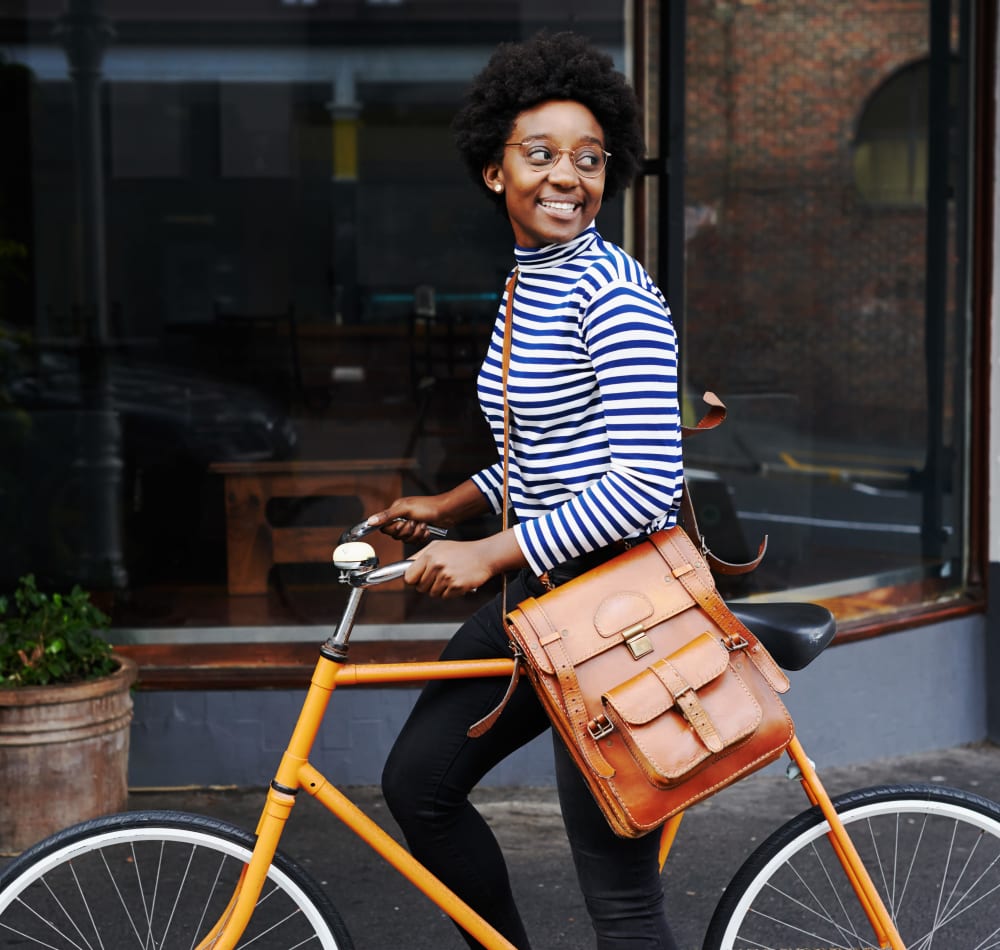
[472,226,682,575]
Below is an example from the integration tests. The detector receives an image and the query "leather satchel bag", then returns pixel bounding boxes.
[504,527,794,838]
[476,269,793,838]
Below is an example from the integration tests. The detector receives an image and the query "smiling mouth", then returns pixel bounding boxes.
[539,198,580,214]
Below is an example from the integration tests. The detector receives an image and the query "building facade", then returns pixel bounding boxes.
[0,0,995,786]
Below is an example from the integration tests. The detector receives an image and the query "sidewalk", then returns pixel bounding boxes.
[3,741,1000,949]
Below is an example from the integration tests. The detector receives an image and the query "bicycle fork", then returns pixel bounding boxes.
[656,739,906,950]
[786,737,906,950]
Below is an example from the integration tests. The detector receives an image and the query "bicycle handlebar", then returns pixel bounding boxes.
[335,518,446,589]
[349,559,413,587]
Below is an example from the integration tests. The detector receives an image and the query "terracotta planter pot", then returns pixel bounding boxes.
[0,655,137,854]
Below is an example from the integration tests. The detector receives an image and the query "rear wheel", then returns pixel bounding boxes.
[0,809,353,949]
[704,783,1000,950]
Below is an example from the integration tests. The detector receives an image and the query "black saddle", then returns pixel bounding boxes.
[729,602,836,671]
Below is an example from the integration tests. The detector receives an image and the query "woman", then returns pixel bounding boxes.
[372,31,683,950]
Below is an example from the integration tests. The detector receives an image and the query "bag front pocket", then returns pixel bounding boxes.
[602,632,762,787]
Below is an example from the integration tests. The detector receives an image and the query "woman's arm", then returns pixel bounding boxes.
[514,278,682,575]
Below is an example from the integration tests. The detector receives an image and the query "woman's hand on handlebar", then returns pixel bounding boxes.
[365,483,525,596]
[365,496,450,543]
[404,540,494,598]
[366,481,491,543]
[406,528,528,599]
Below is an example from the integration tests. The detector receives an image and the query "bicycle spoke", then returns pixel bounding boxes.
[807,838,868,946]
[99,846,147,946]
[747,901,865,950]
[40,876,95,950]
[190,852,232,950]
[0,814,351,950]
[68,861,104,950]
[706,786,1000,950]
[751,863,869,950]
[4,896,90,950]
[158,841,199,950]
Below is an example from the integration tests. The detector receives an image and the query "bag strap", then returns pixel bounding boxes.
[529,607,617,778]
[679,393,767,575]
[680,482,767,575]
[681,390,727,437]
[649,529,790,693]
[467,270,520,739]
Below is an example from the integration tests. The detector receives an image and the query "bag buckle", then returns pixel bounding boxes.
[587,715,614,740]
[722,633,749,652]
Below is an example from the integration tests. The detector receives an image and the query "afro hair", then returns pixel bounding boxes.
[452,31,645,210]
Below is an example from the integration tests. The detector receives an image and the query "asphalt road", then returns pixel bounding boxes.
[4,742,995,949]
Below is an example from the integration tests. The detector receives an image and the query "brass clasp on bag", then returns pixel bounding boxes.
[623,623,654,660]
[721,633,749,652]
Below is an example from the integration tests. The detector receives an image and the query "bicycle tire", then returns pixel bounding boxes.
[703,782,1000,950]
[0,809,354,949]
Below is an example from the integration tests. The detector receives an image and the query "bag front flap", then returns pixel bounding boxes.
[602,632,728,725]
[603,632,763,775]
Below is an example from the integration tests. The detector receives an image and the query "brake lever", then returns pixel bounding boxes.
[340,518,448,544]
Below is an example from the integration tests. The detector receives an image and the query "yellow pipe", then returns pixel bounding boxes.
[788,739,905,950]
[301,762,519,950]
[334,657,517,685]
[658,813,684,872]
[194,787,297,950]
[196,654,518,948]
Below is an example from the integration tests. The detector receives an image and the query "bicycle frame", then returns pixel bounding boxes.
[193,645,906,950]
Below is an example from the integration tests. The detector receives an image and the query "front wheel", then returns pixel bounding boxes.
[705,783,1000,950]
[0,809,354,949]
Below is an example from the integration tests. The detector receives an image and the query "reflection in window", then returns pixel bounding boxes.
[682,3,970,624]
[0,2,630,636]
[852,58,960,207]
[0,1,979,642]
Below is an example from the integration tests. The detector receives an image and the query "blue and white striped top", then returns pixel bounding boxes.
[472,226,683,575]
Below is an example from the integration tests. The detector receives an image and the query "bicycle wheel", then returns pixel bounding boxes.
[704,783,1000,950]
[0,809,354,949]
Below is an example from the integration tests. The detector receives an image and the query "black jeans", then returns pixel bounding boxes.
[381,570,679,949]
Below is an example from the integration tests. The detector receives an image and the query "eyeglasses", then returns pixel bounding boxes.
[503,139,611,178]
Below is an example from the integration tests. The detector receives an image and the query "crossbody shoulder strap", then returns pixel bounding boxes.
[467,269,520,740]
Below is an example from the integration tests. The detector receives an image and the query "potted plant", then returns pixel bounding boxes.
[0,574,137,854]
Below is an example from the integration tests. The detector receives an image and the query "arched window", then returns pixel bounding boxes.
[852,57,960,207]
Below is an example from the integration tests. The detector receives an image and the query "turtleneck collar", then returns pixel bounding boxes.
[513,226,599,273]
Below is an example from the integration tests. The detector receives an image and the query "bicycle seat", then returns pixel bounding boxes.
[728,602,836,671]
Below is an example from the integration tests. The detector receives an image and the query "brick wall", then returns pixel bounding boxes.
[683,0,952,443]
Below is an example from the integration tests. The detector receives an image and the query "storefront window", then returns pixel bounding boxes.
[0,0,982,659]
[0,2,629,642]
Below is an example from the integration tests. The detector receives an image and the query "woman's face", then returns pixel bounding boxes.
[484,100,606,249]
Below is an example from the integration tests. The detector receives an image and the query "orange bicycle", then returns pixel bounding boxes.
[2,520,1000,949]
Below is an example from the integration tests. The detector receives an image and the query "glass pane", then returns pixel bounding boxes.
[0,2,629,637]
[682,1,970,619]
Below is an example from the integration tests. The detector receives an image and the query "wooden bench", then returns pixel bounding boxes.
[210,458,417,596]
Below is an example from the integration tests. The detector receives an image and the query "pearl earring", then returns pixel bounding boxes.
[494,184,503,193]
